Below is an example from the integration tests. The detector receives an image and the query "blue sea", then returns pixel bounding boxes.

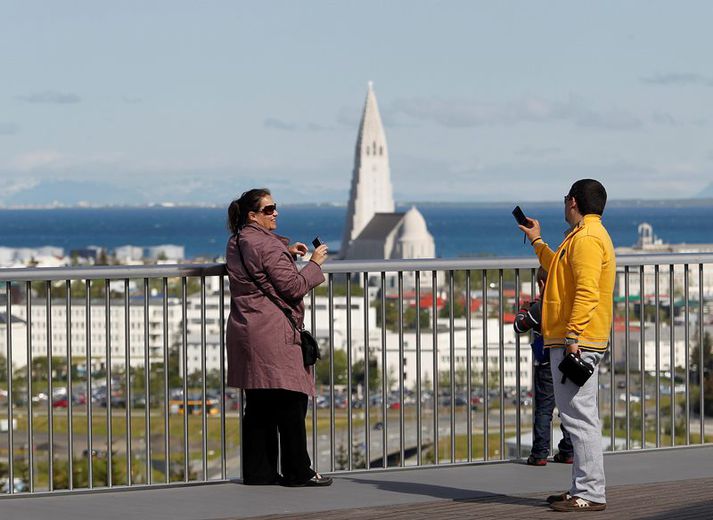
[0,201,711,259]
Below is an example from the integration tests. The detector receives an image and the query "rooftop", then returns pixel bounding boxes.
[2,446,711,519]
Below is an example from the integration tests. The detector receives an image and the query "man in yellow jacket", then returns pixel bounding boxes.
[518,179,615,512]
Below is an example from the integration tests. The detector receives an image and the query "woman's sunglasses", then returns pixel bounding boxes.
[258,204,277,215]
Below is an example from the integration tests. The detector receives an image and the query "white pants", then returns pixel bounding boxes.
[549,347,606,503]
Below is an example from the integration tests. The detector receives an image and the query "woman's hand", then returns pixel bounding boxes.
[310,244,329,266]
[288,242,308,257]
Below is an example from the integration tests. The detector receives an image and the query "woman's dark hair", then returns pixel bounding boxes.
[568,179,607,216]
[227,188,271,235]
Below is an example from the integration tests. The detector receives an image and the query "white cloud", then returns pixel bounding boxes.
[514,146,562,158]
[641,73,713,87]
[17,91,82,104]
[389,95,642,130]
[10,150,67,170]
[264,117,297,131]
[6,150,125,173]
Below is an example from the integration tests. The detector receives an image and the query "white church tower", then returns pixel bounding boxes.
[340,82,395,257]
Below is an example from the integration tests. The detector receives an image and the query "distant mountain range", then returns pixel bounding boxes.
[697,182,713,199]
[1,178,712,208]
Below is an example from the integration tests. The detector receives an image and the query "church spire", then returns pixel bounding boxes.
[340,82,395,257]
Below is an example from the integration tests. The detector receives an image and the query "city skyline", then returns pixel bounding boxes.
[1,1,712,206]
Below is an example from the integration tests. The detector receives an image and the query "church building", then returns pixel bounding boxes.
[340,83,435,260]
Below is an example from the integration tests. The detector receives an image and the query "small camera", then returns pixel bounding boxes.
[312,236,324,248]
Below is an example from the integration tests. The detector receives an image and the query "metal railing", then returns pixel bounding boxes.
[0,253,711,496]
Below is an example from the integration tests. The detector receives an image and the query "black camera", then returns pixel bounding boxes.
[558,352,594,387]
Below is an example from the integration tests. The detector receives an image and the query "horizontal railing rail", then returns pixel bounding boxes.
[0,252,711,496]
[2,252,713,281]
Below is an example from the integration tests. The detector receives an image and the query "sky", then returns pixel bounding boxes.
[1,1,712,206]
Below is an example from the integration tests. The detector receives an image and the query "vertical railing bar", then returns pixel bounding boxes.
[415,271,422,466]
[669,265,675,446]
[514,269,521,460]
[105,279,112,487]
[654,264,660,448]
[46,281,54,491]
[624,268,630,450]
[639,266,645,449]
[123,279,131,486]
[309,288,317,473]
[465,270,472,462]
[200,276,208,481]
[362,273,370,470]
[609,296,615,451]
[447,270,455,463]
[6,283,14,494]
[345,274,353,471]
[86,279,93,488]
[143,278,151,485]
[66,281,73,490]
[684,266,690,445]
[482,270,488,461]
[498,270,505,460]
[328,274,335,472]
[380,272,387,468]
[397,271,405,467]
[181,278,189,482]
[25,282,35,492]
[699,264,704,442]
[431,270,438,465]
[219,275,227,480]
[162,278,170,484]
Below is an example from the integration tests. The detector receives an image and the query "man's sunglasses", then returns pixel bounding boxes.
[258,204,277,215]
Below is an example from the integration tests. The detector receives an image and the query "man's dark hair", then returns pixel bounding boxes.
[536,267,548,285]
[568,179,607,216]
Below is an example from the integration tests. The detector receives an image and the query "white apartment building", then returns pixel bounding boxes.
[1,290,533,392]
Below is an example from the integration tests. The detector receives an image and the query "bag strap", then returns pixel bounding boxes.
[235,236,303,333]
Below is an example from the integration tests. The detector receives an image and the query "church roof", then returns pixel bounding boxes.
[354,212,405,241]
[399,206,432,241]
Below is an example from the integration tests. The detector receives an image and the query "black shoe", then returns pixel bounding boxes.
[304,473,333,487]
[526,454,547,466]
[550,496,606,511]
[553,452,574,464]
[281,473,333,487]
[546,491,572,504]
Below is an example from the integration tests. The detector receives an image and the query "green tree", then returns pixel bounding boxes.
[403,306,430,330]
[373,298,399,331]
[692,331,713,417]
[316,349,349,386]
[439,297,466,319]
[352,356,380,392]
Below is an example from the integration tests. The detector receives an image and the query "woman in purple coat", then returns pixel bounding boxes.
[226,188,331,486]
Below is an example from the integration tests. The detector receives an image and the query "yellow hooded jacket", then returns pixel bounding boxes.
[532,214,616,351]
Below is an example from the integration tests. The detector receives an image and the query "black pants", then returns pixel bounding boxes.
[532,363,573,459]
[242,388,315,485]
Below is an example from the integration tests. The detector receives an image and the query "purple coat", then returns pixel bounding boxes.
[225,223,325,396]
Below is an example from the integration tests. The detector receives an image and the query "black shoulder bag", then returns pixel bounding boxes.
[236,241,321,367]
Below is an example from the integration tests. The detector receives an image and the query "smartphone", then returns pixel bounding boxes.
[312,236,324,248]
[512,206,532,228]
